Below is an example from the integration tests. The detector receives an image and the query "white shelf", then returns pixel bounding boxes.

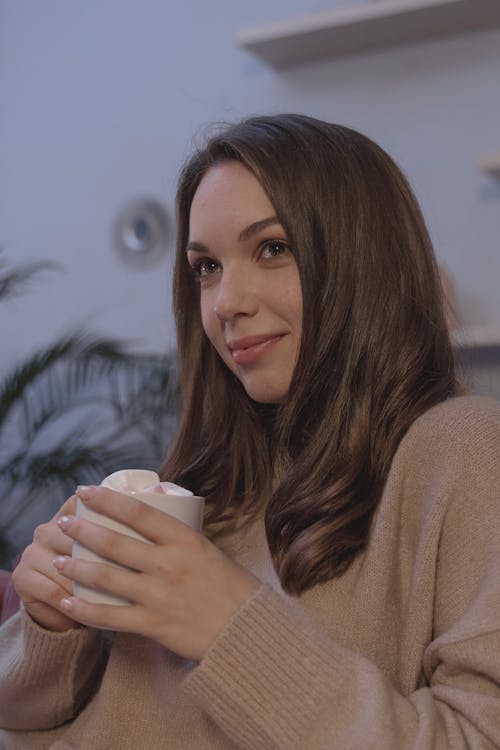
[236,0,500,68]
[478,153,500,177]
[452,326,500,349]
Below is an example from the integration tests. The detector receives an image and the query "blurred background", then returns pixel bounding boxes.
[1,0,500,561]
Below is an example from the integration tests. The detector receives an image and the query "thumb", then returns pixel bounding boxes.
[54,494,77,520]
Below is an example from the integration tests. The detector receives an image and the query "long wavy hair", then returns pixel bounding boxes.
[161,114,459,595]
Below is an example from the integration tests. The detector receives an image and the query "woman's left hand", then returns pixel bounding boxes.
[53,485,260,661]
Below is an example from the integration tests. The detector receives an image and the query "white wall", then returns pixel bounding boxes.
[1,1,500,378]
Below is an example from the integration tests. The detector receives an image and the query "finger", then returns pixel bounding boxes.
[57,514,153,573]
[53,494,77,520]
[14,564,75,609]
[75,485,194,544]
[59,594,147,634]
[53,555,146,605]
[32,519,73,557]
[21,543,74,596]
[19,567,82,631]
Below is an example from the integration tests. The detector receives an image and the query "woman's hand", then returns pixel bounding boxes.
[53,485,260,660]
[12,495,82,631]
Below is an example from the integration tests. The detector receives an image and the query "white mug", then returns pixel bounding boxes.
[72,469,204,605]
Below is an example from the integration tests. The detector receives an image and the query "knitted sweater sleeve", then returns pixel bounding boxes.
[0,607,106,730]
[184,400,500,749]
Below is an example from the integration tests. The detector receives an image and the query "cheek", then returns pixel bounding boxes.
[277,277,303,329]
[200,304,214,343]
[200,297,223,353]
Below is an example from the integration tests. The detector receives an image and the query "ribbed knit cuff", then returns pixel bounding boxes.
[0,607,104,729]
[20,607,103,721]
[184,585,344,750]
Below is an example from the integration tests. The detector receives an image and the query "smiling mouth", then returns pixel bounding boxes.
[228,335,285,365]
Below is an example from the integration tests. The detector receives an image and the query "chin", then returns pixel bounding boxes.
[242,379,289,404]
[252,394,283,404]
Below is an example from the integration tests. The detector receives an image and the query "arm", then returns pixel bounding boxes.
[184,402,500,749]
[186,583,500,749]
[48,401,500,747]
[0,494,107,730]
[0,607,105,730]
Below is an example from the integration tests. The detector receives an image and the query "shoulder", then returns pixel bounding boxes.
[383,395,500,530]
[399,395,500,474]
[379,396,500,576]
[408,393,500,435]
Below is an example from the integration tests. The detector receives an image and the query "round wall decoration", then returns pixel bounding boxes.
[114,198,170,267]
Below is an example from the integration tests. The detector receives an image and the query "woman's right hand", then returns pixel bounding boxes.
[12,495,82,631]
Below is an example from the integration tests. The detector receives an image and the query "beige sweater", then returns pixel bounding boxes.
[1,395,500,749]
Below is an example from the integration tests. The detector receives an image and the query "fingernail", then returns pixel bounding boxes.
[76,485,95,502]
[53,555,69,570]
[60,597,73,611]
[58,515,74,532]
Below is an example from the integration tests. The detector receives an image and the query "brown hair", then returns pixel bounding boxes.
[161,114,459,594]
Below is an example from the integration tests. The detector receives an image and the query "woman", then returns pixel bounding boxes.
[1,114,499,748]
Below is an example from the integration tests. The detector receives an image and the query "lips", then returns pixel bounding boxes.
[227,334,285,365]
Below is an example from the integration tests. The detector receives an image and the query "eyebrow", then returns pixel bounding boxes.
[238,216,281,242]
[186,215,281,254]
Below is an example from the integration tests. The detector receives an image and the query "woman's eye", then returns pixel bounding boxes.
[191,258,219,278]
[261,240,289,259]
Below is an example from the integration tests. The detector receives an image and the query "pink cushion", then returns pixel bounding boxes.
[0,570,21,624]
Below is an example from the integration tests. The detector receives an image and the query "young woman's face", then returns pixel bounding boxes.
[187,161,303,403]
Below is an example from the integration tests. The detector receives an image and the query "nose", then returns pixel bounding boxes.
[213,266,258,322]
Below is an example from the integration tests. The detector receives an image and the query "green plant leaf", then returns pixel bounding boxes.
[0,255,179,563]
[0,255,59,302]
[0,332,138,429]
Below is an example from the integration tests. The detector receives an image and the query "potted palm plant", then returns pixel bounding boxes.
[0,253,178,565]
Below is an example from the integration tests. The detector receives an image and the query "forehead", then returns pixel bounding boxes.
[189,161,275,235]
